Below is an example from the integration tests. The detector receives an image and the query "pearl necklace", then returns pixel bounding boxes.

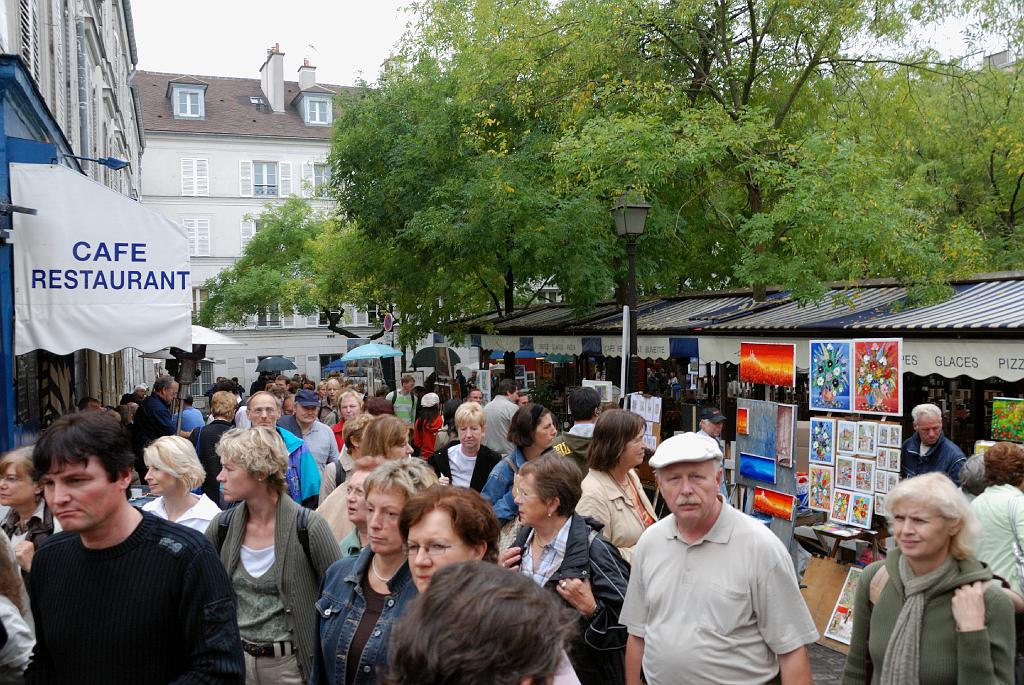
[370,556,396,584]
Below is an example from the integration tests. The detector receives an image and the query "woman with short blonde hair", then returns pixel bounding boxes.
[320,378,343,425]
[142,436,220,533]
[843,473,1014,684]
[360,415,413,465]
[428,401,500,492]
[209,428,341,684]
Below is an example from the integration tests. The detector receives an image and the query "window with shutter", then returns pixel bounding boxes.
[20,0,40,82]
[181,158,195,196]
[252,161,276,197]
[240,219,257,252]
[301,163,314,198]
[182,218,210,257]
[279,162,292,196]
[51,0,66,125]
[195,159,209,196]
[313,163,330,197]
[239,161,253,197]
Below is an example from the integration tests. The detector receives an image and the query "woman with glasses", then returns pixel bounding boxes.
[0,447,59,581]
[399,486,499,592]
[500,454,630,685]
[311,459,436,685]
[482,403,559,528]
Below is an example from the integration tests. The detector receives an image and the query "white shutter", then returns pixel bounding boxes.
[239,160,253,197]
[183,218,196,256]
[51,0,66,126]
[240,219,256,252]
[20,0,40,82]
[195,219,210,256]
[301,163,314,198]
[181,158,195,196]
[195,159,209,196]
[279,162,292,196]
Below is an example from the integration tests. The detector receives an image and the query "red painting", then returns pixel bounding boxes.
[739,342,796,387]
[736,407,749,435]
[853,339,902,415]
[753,487,795,520]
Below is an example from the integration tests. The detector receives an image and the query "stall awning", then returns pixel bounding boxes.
[12,164,191,355]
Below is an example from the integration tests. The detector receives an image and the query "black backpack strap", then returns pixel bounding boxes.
[296,507,315,571]
[216,505,236,552]
[335,462,346,488]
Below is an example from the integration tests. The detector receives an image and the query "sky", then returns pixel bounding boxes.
[131,1,413,86]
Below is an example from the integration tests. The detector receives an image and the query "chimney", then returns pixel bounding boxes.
[298,58,316,91]
[259,43,285,112]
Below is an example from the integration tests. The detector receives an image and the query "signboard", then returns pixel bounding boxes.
[12,164,191,354]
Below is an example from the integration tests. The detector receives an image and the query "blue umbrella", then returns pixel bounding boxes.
[323,357,347,373]
[341,342,403,362]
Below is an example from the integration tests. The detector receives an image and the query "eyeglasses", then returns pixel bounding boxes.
[513,487,537,499]
[0,475,24,484]
[403,543,454,558]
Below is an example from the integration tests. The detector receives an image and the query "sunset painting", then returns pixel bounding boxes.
[753,487,795,520]
[736,407,749,435]
[739,342,796,387]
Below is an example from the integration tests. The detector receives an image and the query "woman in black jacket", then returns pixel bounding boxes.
[427,402,500,492]
[500,454,630,685]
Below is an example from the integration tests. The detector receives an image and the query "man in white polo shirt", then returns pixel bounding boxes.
[621,432,817,685]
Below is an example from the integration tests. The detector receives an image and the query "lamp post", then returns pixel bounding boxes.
[611,194,650,394]
[59,154,130,172]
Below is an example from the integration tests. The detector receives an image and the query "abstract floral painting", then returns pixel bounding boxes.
[853,339,903,415]
[850,492,873,528]
[739,342,796,387]
[753,487,795,520]
[992,397,1024,442]
[809,464,834,512]
[809,417,836,466]
[810,340,853,412]
[831,489,852,524]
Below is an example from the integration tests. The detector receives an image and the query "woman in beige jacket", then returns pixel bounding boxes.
[575,409,657,563]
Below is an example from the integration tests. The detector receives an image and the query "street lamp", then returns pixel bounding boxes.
[611,193,649,394]
[59,154,131,171]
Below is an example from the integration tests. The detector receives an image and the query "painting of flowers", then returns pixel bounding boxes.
[849,492,873,528]
[992,397,1024,442]
[853,339,903,416]
[809,465,833,512]
[810,341,853,412]
[739,342,796,387]
[809,418,836,465]
[831,489,852,524]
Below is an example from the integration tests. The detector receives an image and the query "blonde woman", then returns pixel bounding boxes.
[207,428,341,685]
[320,379,343,426]
[331,390,365,451]
[142,436,221,533]
[842,472,1015,684]
[320,413,374,504]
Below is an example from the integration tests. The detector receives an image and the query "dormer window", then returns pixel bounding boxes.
[304,96,332,125]
[170,83,206,119]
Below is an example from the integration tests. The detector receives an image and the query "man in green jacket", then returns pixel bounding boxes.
[552,387,602,477]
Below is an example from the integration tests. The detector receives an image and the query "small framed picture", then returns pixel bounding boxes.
[857,422,878,457]
[837,420,858,455]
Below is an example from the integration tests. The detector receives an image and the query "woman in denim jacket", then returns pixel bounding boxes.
[311,459,437,685]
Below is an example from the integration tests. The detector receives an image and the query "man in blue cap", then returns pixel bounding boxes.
[279,389,339,475]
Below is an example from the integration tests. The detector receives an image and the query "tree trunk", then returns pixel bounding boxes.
[746,174,767,302]
[503,267,515,379]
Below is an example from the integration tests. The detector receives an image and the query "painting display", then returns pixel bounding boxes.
[809,418,837,465]
[776,404,796,467]
[736,407,749,435]
[850,493,874,528]
[837,420,858,455]
[810,340,853,412]
[582,379,614,403]
[992,397,1024,442]
[876,447,901,473]
[753,487,795,520]
[824,567,863,645]
[739,342,796,387]
[877,422,903,447]
[875,494,887,516]
[836,456,855,490]
[831,489,853,524]
[853,339,903,416]
[739,453,776,484]
[809,465,834,512]
[853,459,875,494]
[856,422,878,457]
[737,401,777,460]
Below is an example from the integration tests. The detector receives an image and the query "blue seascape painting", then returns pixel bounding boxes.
[739,453,777,484]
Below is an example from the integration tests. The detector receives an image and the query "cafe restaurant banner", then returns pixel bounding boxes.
[11,163,192,355]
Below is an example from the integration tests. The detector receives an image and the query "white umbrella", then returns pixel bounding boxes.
[191,325,243,346]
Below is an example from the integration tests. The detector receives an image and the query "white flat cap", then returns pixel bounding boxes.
[649,432,723,468]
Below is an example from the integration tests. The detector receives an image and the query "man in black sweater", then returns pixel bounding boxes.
[26,412,244,684]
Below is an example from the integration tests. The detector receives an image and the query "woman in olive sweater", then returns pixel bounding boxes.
[842,472,1015,685]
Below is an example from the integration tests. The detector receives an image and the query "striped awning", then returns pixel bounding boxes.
[845,281,1024,330]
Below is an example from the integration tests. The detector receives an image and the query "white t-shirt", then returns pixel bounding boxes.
[448,444,477,488]
[143,493,222,533]
[240,544,275,578]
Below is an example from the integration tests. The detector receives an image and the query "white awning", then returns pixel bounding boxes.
[11,163,191,355]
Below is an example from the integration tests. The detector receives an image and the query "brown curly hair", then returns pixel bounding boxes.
[983,441,1024,487]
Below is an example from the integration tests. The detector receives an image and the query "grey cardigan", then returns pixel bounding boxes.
[205,495,341,683]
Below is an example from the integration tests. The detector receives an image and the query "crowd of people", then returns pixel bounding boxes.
[0,373,1021,685]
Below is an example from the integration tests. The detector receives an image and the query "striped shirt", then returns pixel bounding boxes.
[521,517,572,586]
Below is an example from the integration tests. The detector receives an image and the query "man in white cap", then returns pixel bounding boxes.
[620,432,817,685]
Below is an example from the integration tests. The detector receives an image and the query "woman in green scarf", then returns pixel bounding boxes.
[842,472,1015,685]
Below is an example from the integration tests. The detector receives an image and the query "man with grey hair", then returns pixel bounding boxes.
[901,403,966,485]
[621,432,817,685]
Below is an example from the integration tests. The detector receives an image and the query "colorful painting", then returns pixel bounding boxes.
[854,459,875,494]
[850,492,873,528]
[857,422,878,456]
[735,399,778,461]
[810,340,853,412]
[810,418,837,465]
[831,489,852,524]
[738,453,776,484]
[853,339,903,416]
[739,342,796,387]
[874,467,887,493]
[877,447,901,473]
[877,422,902,447]
[776,404,796,467]
[975,439,996,455]
[824,567,863,645]
[992,397,1024,442]
[875,494,887,516]
[753,487,795,520]
[809,465,834,512]
[837,420,858,455]
[836,456,855,490]
[736,407,749,435]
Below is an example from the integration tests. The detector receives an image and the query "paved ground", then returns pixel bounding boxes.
[809,643,846,684]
